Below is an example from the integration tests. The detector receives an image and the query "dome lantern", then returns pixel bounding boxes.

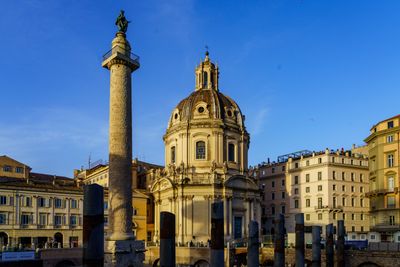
[195,51,219,91]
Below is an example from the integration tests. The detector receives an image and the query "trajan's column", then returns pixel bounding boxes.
[102,11,144,266]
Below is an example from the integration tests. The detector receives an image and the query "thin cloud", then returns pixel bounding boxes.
[0,107,108,174]
[248,107,269,136]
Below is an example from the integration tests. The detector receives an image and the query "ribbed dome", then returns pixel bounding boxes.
[168,88,246,129]
[166,52,248,135]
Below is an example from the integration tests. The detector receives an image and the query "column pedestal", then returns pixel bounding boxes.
[104,240,145,267]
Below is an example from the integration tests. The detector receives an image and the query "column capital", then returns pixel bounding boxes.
[224,195,233,200]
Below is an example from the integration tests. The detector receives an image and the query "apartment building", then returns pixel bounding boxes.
[254,148,370,243]
[0,155,83,248]
[365,115,400,242]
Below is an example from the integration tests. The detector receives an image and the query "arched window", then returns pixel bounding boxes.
[198,73,201,86]
[171,146,176,164]
[203,72,208,88]
[196,141,206,159]
[228,143,235,162]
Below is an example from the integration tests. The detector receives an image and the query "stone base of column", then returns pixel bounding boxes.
[104,240,145,267]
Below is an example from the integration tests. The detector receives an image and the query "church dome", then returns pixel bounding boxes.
[162,51,250,175]
[167,52,246,132]
[171,89,245,126]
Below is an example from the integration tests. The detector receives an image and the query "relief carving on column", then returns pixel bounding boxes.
[107,58,135,69]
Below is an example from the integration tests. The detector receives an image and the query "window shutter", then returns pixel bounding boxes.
[62,215,66,225]
[30,214,33,224]
[9,196,14,206]
[63,199,66,209]
[79,216,82,226]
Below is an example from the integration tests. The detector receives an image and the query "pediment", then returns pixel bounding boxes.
[224,175,258,191]
[384,170,397,176]
[150,177,175,192]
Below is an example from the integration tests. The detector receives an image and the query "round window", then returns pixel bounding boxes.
[174,113,178,119]
[198,107,205,113]
[227,110,232,117]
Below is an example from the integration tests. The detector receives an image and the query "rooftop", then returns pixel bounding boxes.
[0,172,80,192]
[253,147,368,168]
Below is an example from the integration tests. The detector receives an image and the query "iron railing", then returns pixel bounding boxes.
[365,187,398,197]
[102,45,140,63]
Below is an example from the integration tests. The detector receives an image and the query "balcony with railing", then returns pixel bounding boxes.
[69,224,78,229]
[315,205,329,211]
[331,205,344,212]
[315,205,343,212]
[371,223,400,232]
[102,45,140,69]
[365,187,398,197]
[189,175,211,185]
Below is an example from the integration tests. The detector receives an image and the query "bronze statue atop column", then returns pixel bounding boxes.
[115,10,129,33]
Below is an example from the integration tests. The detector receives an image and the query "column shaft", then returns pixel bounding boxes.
[108,62,133,241]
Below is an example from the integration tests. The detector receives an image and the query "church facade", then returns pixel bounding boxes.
[150,52,261,245]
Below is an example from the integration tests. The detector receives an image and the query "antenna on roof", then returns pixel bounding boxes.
[88,153,92,169]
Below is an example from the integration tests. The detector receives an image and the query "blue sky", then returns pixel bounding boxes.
[1,1,400,176]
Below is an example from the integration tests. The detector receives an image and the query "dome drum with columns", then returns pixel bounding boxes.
[151,52,260,244]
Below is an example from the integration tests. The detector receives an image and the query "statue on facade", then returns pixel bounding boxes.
[155,168,161,178]
[179,162,185,174]
[115,10,129,33]
[210,160,217,173]
[168,163,176,176]
[223,161,228,174]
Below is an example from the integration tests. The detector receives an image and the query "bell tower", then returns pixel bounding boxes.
[195,50,219,91]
